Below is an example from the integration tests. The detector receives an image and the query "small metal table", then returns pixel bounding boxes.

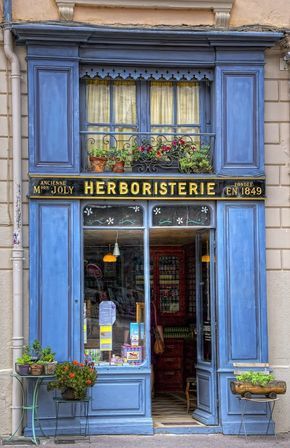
[5,374,55,445]
[238,396,279,438]
[54,396,90,443]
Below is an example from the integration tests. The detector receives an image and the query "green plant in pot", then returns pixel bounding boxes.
[40,347,57,375]
[15,350,33,376]
[230,371,287,398]
[179,144,212,174]
[88,147,108,172]
[109,147,132,173]
[47,360,97,400]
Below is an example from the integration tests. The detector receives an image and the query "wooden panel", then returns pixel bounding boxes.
[29,60,79,173]
[29,201,81,361]
[217,202,267,367]
[215,67,264,175]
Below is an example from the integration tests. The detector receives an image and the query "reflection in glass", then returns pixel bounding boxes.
[84,229,145,366]
[200,233,211,362]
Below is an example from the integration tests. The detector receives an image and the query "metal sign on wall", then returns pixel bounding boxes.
[29,176,265,200]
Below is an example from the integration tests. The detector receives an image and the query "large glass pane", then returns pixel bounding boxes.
[83,205,144,227]
[84,229,145,367]
[177,82,199,126]
[113,81,137,125]
[200,233,211,362]
[152,205,211,227]
[150,81,174,133]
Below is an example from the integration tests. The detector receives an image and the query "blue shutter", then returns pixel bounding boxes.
[29,201,81,360]
[28,57,79,173]
[215,65,264,175]
[216,202,270,434]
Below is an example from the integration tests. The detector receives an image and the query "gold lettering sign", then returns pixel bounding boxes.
[29,177,266,200]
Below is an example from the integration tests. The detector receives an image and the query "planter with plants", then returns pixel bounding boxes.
[178,143,213,174]
[15,351,33,376]
[40,347,57,375]
[109,147,132,173]
[88,148,108,172]
[132,140,176,173]
[47,360,97,400]
[230,371,287,398]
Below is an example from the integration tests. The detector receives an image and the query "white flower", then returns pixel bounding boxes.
[177,217,184,225]
[153,207,161,215]
[106,217,114,225]
[84,207,93,216]
[201,206,208,214]
[132,206,140,213]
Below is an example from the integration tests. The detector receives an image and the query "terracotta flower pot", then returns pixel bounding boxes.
[89,156,107,172]
[112,160,125,173]
[61,387,87,400]
[230,380,287,398]
[30,363,44,376]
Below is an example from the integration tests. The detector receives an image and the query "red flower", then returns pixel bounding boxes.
[69,373,75,378]
[72,360,79,365]
[178,138,185,145]
[86,379,92,385]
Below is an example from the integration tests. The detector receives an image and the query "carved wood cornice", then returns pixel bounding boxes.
[54,0,234,27]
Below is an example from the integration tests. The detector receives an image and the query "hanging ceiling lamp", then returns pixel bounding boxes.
[201,240,210,263]
[103,245,117,263]
[113,231,120,257]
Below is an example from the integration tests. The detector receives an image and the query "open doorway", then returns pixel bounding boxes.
[150,228,214,428]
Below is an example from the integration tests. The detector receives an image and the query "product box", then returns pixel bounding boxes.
[121,344,143,364]
[130,322,140,346]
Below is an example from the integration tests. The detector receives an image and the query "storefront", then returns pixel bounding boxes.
[13,23,282,435]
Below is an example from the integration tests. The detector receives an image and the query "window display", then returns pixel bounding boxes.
[84,229,145,367]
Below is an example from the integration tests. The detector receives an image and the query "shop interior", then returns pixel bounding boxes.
[83,228,212,426]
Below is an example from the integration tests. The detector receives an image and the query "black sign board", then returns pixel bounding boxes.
[29,176,265,200]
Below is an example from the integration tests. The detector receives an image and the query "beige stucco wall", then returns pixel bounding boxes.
[264,46,290,433]
[0,31,29,435]
[9,0,290,28]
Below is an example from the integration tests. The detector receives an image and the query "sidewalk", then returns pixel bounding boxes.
[2,433,290,448]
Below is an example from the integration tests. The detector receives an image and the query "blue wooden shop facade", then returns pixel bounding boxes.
[13,24,282,435]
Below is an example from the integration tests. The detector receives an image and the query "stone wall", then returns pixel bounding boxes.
[264,45,290,433]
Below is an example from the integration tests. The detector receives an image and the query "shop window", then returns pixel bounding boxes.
[83,203,146,368]
[80,70,213,173]
[151,205,212,227]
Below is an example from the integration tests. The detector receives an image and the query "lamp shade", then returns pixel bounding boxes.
[113,242,120,257]
[103,252,117,263]
[201,254,210,263]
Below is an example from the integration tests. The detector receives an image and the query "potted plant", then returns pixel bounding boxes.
[179,144,213,174]
[15,350,33,376]
[230,371,287,398]
[47,360,97,400]
[40,346,57,375]
[109,147,132,173]
[30,340,44,375]
[88,148,108,172]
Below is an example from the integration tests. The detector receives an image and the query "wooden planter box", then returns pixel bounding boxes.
[230,380,287,398]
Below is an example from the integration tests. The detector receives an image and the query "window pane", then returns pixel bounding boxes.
[177,82,199,126]
[84,229,145,367]
[86,80,110,123]
[150,81,174,127]
[83,205,144,227]
[152,205,211,227]
[113,81,137,125]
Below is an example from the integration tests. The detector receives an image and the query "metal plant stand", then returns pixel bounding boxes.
[4,374,55,445]
[53,396,90,443]
[237,396,279,438]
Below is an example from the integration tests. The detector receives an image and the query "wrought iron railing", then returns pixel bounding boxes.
[81,131,215,174]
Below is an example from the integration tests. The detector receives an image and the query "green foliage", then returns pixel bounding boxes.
[179,144,212,174]
[235,371,275,386]
[16,353,33,365]
[47,360,97,400]
[88,147,108,158]
[109,147,132,164]
[40,347,56,363]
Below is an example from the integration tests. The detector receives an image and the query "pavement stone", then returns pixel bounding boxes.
[2,433,290,448]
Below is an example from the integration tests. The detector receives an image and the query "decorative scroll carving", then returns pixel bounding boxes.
[56,2,75,20]
[280,33,290,64]
[80,66,214,81]
[214,9,231,27]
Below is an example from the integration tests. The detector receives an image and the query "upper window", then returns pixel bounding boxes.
[80,71,213,174]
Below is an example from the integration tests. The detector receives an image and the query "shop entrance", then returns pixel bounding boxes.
[150,228,217,428]
[82,202,217,432]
